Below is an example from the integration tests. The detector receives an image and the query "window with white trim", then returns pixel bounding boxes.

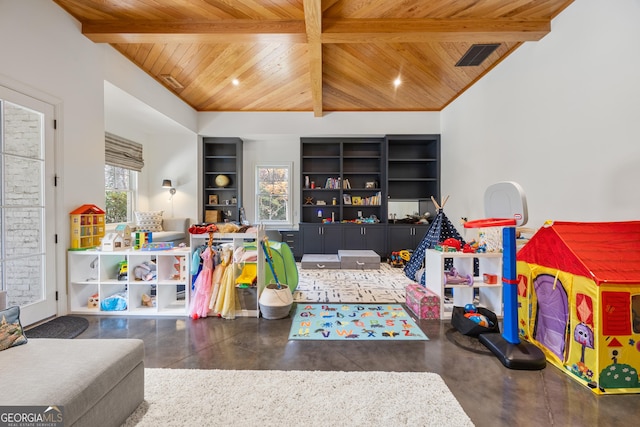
[104,133,143,224]
[104,165,137,224]
[256,163,292,225]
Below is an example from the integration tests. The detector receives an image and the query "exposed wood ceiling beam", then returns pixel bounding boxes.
[322,19,551,43]
[304,0,323,117]
[83,18,550,45]
[82,20,308,43]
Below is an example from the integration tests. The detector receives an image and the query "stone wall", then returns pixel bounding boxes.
[1,101,44,307]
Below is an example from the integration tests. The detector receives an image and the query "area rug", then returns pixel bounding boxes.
[25,315,88,339]
[123,368,474,427]
[293,263,409,303]
[289,303,428,340]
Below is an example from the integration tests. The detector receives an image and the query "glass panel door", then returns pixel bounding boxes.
[0,85,56,326]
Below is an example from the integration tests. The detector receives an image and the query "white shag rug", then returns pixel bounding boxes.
[293,263,409,303]
[123,369,474,427]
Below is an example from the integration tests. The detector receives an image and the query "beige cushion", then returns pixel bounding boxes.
[134,211,164,232]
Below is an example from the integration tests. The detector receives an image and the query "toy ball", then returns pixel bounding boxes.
[464,303,478,313]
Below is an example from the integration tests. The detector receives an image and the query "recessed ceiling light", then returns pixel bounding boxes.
[393,77,401,87]
[232,79,239,86]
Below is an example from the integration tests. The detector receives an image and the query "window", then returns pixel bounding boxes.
[104,133,143,224]
[105,165,137,224]
[256,163,292,225]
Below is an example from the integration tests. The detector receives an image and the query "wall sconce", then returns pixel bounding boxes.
[162,179,176,198]
[162,179,176,218]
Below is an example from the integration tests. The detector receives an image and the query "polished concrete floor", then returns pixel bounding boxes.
[77,311,639,427]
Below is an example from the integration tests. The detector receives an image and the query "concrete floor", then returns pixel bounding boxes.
[78,311,640,427]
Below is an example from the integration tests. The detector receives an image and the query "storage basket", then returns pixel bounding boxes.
[451,306,500,337]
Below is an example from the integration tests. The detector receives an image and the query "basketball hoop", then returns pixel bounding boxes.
[464,218,516,253]
[463,218,517,228]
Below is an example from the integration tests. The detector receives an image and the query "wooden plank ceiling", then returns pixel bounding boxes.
[53,0,573,117]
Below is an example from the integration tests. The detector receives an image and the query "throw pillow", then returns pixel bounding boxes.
[0,306,28,351]
[135,211,164,232]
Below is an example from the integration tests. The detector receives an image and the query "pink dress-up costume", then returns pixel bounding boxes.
[189,246,214,319]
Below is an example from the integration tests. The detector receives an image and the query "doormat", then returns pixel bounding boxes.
[289,304,428,340]
[25,315,89,339]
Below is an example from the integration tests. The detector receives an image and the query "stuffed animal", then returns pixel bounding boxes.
[88,293,99,309]
[133,260,156,281]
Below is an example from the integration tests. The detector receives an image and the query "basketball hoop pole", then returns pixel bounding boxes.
[502,226,520,344]
[465,218,545,370]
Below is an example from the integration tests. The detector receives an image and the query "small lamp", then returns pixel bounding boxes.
[162,179,176,197]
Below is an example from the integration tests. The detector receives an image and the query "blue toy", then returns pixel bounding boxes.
[464,313,493,328]
[464,303,477,313]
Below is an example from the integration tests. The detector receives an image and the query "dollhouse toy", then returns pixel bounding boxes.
[101,233,125,252]
[115,224,132,248]
[517,220,640,394]
[69,204,105,250]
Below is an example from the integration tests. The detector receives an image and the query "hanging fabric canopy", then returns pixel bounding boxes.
[404,197,466,285]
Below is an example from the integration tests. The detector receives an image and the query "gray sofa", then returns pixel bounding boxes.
[140,217,189,245]
[0,337,144,427]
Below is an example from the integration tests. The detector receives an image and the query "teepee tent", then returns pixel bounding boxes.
[404,197,466,285]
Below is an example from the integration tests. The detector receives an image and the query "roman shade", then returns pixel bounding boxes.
[105,132,144,172]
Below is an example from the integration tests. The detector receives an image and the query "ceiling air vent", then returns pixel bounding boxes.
[455,43,501,67]
[159,74,184,90]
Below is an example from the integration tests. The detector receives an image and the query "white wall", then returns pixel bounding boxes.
[442,0,640,230]
[103,81,199,222]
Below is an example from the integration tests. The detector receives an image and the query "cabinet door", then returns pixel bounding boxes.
[301,224,324,254]
[363,225,387,255]
[322,225,343,254]
[388,225,414,252]
[343,224,386,254]
[343,225,367,250]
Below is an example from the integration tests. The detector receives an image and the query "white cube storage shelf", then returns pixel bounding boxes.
[68,248,190,316]
[424,249,503,320]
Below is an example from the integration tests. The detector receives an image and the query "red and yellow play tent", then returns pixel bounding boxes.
[516,221,640,394]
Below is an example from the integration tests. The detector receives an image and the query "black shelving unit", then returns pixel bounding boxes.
[386,134,440,201]
[202,137,243,223]
[299,135,441,256]
[300,137,385,224]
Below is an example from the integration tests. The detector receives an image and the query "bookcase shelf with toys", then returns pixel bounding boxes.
[424,249,503,320]
[67,248,190,316]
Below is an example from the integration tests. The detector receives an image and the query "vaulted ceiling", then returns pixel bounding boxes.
[54,0,573,117]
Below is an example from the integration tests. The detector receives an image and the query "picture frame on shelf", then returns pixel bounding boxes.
[208,195,218,205]
[352,196,362,205]
[365,181,377,189]
[343,194,352,205]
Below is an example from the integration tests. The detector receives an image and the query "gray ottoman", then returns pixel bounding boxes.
[300,254,341,269]
[0,338,144,427]
[338,250,381,269]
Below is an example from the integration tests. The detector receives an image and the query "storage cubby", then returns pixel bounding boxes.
[424,249,502,319]
[190,229,265,318]
[67,248,190,316]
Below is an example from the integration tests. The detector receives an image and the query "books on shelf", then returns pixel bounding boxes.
[324,177,342,189]
[350,192,382,206]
